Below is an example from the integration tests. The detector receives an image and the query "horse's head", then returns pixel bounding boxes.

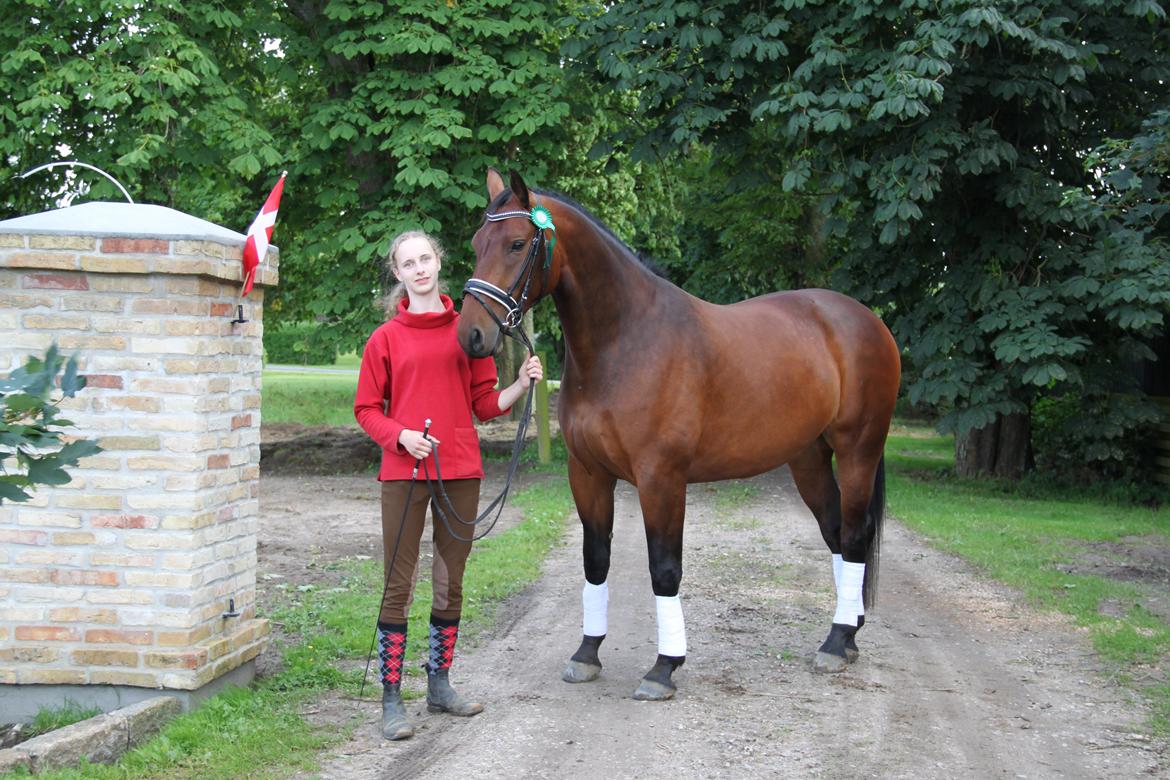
[458,169,560,358]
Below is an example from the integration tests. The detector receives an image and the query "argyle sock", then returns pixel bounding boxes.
[426,615,459,673]
[377,622,408,686]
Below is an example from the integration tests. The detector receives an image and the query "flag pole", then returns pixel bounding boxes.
[232,170,288,325]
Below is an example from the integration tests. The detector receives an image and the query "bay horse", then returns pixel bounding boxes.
[457,169,901,700]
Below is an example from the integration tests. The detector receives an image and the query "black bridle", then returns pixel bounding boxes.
[462,203,556,355]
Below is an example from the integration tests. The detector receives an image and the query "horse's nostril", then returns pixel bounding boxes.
[470,327,483,354]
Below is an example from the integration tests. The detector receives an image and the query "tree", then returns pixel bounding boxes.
[0,1,283,223]
[0,1,576,356]
[0,346,101,503]
[568,0,1170,479]
[269,0,574,353]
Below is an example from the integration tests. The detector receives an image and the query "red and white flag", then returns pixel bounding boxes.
[241,171,286,297]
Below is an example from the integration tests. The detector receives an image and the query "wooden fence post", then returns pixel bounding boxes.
[536,350,551,464]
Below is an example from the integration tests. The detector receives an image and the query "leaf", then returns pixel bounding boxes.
[0,480,31,503]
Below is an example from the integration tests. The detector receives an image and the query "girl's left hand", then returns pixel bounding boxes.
[517,354,543,388]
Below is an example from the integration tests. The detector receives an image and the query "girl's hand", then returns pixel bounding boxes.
[399,429,439,459]
[516,354,544,388]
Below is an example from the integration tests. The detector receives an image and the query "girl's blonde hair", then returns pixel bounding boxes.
[383,230,448,318]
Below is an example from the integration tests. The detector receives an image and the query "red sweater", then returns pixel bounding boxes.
[354,295,508,481]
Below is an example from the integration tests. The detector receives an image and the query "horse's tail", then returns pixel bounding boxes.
[862,455,885,610]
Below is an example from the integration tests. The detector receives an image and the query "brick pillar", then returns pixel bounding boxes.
[0,206,276,717]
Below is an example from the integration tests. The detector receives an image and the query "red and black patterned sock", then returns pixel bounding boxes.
[377,621,407,687]
[426,615,459,673]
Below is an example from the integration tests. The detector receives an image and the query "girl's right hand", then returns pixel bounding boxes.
[399,429,439,459]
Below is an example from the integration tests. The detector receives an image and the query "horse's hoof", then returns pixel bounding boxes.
[813,650,848,674]
[562,660,601,683]
[845,646,859,664]
[632,679,676,701]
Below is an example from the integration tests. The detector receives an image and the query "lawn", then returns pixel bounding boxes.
[884,420,1170,731]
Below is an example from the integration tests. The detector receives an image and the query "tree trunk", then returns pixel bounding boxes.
[955,411,1033,479]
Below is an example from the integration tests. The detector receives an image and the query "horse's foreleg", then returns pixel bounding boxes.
[562,456,616,684]
[633,475,687,701]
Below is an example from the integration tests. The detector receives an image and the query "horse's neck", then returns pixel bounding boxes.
[551,228,670,378]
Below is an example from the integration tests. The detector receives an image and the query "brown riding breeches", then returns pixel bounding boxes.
[379,478,479,624]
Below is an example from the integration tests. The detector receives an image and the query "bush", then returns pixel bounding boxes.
[264,323,338,365]
[1032,391,1163,486]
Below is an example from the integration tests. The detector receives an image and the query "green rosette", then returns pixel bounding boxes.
[530,204,556,266]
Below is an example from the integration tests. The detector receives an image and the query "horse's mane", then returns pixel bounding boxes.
[488,187,670,280]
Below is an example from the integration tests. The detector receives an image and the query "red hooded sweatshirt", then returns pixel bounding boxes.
[354,295,507,481]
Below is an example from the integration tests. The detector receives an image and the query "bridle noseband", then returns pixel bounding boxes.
[463,203,556,353]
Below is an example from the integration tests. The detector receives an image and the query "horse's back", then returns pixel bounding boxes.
[682,288,900,475]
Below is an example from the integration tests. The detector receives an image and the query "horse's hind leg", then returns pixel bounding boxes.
[562,455,617,684]
[790,440,862,672]
[814,440,886,673]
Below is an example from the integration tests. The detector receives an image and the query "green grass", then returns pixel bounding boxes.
[261,371,358,426]
[2,687,328,780]
[2,477,576,780]
[885,420,1170,732]
[332,352,362,370]
[712,480,761,511]
[24,700,101,739]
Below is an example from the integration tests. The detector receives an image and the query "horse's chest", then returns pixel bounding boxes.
[559,394,629,470]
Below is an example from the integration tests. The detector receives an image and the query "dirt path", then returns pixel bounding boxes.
[263,467,1166,779]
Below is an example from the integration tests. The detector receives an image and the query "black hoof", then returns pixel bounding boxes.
[633,654,683,700]
[564,635,604,683]
[845,615,864,663]
[815,623,859,673]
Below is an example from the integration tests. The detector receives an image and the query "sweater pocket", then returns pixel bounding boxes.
[451,427,482,472]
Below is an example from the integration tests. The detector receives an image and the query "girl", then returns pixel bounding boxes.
[354,230,542,740]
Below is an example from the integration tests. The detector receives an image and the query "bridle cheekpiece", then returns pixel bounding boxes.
[463,202,557,352]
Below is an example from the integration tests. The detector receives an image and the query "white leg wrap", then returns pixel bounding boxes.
[832,552,843,589]
[582,581,608,637]
[833,561,865,627]
[655,595,687,657]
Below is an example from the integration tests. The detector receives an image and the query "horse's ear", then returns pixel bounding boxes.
[486,168,505,201]
[508,170,531,209]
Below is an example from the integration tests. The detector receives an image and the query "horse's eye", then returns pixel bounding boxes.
[510,239,526,253]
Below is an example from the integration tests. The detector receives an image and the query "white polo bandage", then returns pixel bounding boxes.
[833,561,866,627]
[655,595,687,657]
[582,580,608,637]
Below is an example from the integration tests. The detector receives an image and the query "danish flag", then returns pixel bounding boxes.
[240,171,286,297]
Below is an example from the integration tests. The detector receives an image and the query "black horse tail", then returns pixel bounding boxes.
[862,455,885,611]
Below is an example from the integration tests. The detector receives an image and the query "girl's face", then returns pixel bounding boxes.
[393,237,441,298]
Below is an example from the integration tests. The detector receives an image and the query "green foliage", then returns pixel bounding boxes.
[0,345,100,503]
[570,0,1170,477]
[24,700,100,739]
[666,143,831,302]
[0,1,576,358]
[0,1,282,224]
[270,0,574,353]
[263,322,338,365]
